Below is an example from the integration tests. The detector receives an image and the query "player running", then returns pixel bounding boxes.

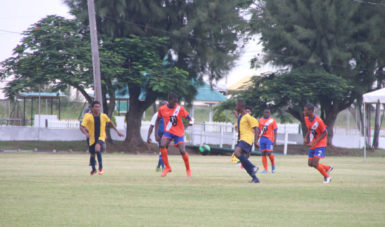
[233,100,260,183]
[147,101,168,172]
[80,101,124,175]
[256,108,278,173]
[154,93,193,177]
[303,103,333,183]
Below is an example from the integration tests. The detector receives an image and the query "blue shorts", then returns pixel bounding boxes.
[259,136,274,152]
[308,147,326,159]
[89,140,104,154]
[163,132,185,147]
[236,140,252,153]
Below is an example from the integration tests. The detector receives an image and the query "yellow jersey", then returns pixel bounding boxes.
[238,113,259,145]
[81,112,111,146]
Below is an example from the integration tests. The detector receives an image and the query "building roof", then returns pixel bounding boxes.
[227,76,254,92]
[18,92,66,98]
[194,82,227,102]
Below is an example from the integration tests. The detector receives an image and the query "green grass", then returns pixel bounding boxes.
[0,154,385,226]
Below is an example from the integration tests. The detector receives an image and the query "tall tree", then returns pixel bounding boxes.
[249,0,384,146]
[0,16,193,151]
[63,0,252,149]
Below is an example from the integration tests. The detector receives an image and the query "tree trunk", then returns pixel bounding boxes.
[324,111,338,147]
[372,101,381,149]
[124,86,156,153]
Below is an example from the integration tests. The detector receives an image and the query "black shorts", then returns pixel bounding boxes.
[236,140,252,153]
[89,140,105,154]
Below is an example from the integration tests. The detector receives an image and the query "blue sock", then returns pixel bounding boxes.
[96,152,103,170]
[238,154,256,178]
[158,154,165,168]
[90,155,96,171]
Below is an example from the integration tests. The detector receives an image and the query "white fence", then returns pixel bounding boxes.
[25,115,302,153]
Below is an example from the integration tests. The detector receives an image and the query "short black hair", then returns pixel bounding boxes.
[169,93,178,100]
[91,100,101,107]
[304,103,314,112]
[245,106,252,111]
[264,108,270,112]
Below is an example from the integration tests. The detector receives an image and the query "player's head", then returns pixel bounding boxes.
[263,108,271,118]
[304,103,314,117]
[168,93,178,108]
[245,106,252,115]
[91,101,101,114]
[236,100,246,112]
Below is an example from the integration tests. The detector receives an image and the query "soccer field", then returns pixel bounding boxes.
[0,153,384,226]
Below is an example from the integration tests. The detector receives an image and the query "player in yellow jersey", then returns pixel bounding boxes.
[233,100,260,183]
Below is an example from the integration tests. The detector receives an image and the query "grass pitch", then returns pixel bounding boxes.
[0,153,384,226]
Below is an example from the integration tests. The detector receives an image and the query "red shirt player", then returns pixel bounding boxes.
[303,103,333,183]
[155,93,193,177]
[256,108,278,173]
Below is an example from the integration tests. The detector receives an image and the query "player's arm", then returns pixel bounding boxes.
[80,125,90,138]
[303,131,309,145]
[154,116,161,142]
[273,129,278,146]
[308,129,327,147]
[147,125,154,143]
[108,121,124,137]
[80,115,90,138]
[253,127,259,147]
[232,109,239,119]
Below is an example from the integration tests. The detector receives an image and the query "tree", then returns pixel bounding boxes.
[0,16,193,151]
[249,0,384,146]
[62,0,252,149]
[65,0,252,81]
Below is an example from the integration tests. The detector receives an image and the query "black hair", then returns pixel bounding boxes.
[264,108,271,112]
[245,106,252,111]
[169,93,178,100]
[304,103,314,112]
[91,100,101,107]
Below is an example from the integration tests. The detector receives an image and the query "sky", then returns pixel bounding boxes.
[0,0,275,98]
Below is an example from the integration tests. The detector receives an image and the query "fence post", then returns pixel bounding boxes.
[220,124,224,148]
[284,125,288,155]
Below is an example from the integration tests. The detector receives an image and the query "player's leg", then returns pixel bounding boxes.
[261,150,268,173]
[177,141,191,177]
[95,141,103,175]
[267,140,276,172]
[89,144,97,175]
[160,135,172,177]
[235,144,259,183]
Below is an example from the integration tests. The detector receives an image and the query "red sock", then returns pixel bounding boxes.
[319,163,330,172]
[160,147,171,169]
[262,156,268,170]
[269,153,275,166]
[182,152,190,170]
[316,165,329,177]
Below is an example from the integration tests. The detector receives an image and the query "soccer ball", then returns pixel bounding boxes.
[199,144,210,155]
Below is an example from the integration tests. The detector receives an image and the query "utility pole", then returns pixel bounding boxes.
[87,0,103,112]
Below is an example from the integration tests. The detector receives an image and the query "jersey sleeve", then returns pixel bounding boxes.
[181,106,189,118]
[272,120,278,130]
[150,113,158,126]
[248,115,259,128]
[103,113,111,123]
[81,114,90,127]
[157,107,163,118]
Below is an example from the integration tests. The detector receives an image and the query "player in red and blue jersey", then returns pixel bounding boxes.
[256,108,278,173]
[154,93,193,177]
[303,103,333,183]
